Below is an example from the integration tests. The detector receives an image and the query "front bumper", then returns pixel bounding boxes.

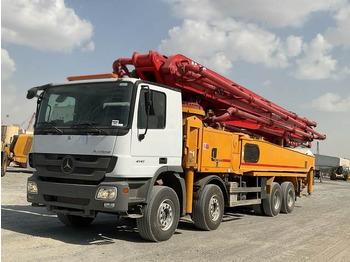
[27,175,135,217]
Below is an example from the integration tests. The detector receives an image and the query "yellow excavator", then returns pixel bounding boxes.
[1,134,33,177]
[2,113,35,177]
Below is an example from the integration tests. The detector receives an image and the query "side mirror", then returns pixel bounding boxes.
[27,84,50,99]
[27,88,38,99]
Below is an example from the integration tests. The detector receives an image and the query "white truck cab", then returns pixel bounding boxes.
[27,76,184,227]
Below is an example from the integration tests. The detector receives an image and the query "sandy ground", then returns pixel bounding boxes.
[2,167,350,262]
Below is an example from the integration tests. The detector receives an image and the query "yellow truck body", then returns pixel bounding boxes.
[183,110,314,213]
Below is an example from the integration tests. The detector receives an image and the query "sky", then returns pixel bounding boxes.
[1,0,350,158]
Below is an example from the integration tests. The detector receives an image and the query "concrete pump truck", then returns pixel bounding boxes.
[26,51,326,241]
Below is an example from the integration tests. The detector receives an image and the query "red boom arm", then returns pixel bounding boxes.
[113,51,326,147]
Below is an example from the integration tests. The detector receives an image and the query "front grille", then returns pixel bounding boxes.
[40,176,100,185]
[46,165,95,175]
[32,153,117,183]
[44,195,90,206]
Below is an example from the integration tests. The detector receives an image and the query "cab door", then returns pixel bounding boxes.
[130,83,182,178]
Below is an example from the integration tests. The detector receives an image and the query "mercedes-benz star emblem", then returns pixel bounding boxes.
[61,156,75,174]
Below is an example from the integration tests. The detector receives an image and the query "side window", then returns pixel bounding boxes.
[138,89,166,129]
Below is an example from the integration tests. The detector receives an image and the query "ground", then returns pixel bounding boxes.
[2,167,350,262]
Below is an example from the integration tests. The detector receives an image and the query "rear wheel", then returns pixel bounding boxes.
[280,182,295,214]
[57,213,95,227]
[137,186,180,242]
[263,182,282,217]
[192,184,224,231]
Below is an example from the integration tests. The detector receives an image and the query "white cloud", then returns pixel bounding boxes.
[285,36,303,57]
[164,0,218,21]
[162,0,350,80]
[1,49,16,80]
[201,52,233,74]
[310,93,350,112]
[325,3,350,48]
[2,0,94,52]
[332,66,350,80]
[159,19,301,73]
[164,0,343,27]
[159,20,227,59]
[294,34,337,79]
[218,0,343,27]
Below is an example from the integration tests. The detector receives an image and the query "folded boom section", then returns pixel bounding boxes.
[113,51,326,147]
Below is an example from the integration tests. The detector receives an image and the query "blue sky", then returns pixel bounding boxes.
[1,0,350,158]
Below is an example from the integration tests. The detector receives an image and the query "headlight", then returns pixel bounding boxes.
[27,181,38,194]
[95,187,117,200]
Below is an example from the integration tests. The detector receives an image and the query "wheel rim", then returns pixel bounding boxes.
[157,199,174,231]
[209,195,220,221]
[287,190,294,208]
[273,191,281,210]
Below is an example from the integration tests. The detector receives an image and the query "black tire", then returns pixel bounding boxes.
[344,174,348,181]
[252,203,265,216]
[263,182,282,217]
[136,186,180,242]
[1,153,9,177]
[57,213,94,227]
[280,182,295,214]
[192,184,224,231]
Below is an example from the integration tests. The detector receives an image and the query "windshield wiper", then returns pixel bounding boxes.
[72,122,107,134]
[37,121,64,134]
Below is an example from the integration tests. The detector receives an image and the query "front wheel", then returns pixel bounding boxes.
[192,184,224,231]
[137,186,180,242]
[57,213,95,227]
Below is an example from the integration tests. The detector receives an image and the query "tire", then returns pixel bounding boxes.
[344,174,348,181]
[280,182,295,214]
[253,203,265,216]
[137,186,180,242]
[263,182,282,217]
[192,184,224,231]
[57,213,95,227]
[1,153,9,177]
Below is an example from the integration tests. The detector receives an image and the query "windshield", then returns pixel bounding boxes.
[36,81,134,131]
